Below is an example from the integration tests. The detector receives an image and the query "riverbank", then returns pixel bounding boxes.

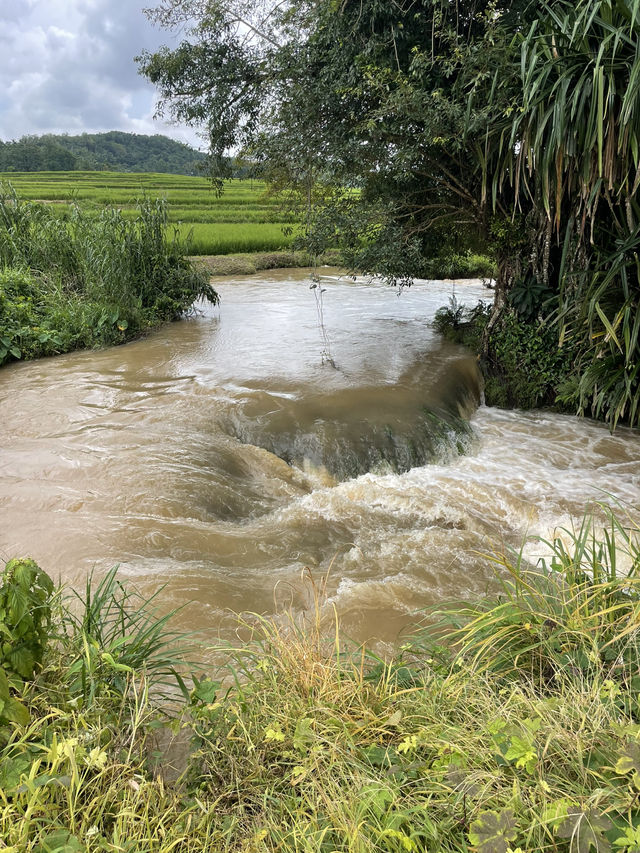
[191,249,343,276]
[191,250,496,280]
[3,508,640,851]
[0,192,217,368]
[434,299,584,415]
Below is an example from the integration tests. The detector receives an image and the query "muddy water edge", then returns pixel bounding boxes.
[1,269,639,647]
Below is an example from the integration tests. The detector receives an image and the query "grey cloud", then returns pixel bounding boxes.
[0,0,200,146]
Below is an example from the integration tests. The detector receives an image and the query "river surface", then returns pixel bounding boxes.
[1,269,639,643]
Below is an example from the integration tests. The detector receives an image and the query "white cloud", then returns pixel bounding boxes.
[0,0,203,148]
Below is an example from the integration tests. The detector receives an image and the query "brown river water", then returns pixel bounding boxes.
[1,269,640,644]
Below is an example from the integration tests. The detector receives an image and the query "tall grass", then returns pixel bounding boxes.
[0,187,217,366]
[429,504,640,690]
[2,507,640,851]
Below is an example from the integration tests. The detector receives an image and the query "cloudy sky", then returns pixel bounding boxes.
[0,0,202,148]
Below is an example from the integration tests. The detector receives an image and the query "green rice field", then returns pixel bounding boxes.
[0,171,299,255]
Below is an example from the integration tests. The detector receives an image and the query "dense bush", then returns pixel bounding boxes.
[433,297,492,352]
[433,300,582,411]
[482,311,581,410]
[0,188,218,366]
[422,250,496,281]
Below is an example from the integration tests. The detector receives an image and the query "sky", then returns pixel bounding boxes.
[0,0,202,148]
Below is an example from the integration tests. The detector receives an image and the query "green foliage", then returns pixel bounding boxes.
[0,558,53,729]
[0,668,29,728]
[140,0,517,273]
[423,252,496,281]
[484,310,580,410]
[0,558,53,682]
[430,504,640,698]
[508,276,554,322]
[0,187,218,367]
[3,513,640,849]
[433,297,491,351]
[468,809,517,853]
[63,565,190,703]
[556,809,612,853]
[174,220,296,254]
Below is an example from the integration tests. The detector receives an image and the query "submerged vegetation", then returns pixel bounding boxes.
[3,507,640,851]
[0,186,217,367]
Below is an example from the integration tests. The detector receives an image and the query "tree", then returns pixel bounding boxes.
[139,1,526,272]
[498,0,640,426]
[139,0,640,426]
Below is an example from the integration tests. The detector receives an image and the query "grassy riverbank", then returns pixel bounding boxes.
[3,507,640,851]
[2,172,495,275]
[0,189,217,367]
[192,249,343,277]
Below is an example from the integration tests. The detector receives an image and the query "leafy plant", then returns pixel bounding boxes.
[0,187,219,368]
[63,565,190,702]
[0,558,54,682]
[468,808,518,853]
[556,809,612,853]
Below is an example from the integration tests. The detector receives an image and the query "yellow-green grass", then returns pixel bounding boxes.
[0,171,300,255]
[176,222,298,255]
[3,507,640,852]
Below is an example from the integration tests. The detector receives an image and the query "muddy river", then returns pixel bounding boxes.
[2,269,639,643]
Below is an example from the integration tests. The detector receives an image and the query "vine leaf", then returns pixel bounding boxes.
[616,742,640,789]
[446,765,480,796]
[504,734,537,774]
[468,808,518,853]
[556,809,612,853]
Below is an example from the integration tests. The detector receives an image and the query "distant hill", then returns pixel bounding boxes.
[0,131,207,175]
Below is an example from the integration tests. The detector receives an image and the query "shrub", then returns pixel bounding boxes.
[0,188,218,367]
[433,296,491,351]
[484,309,580,409]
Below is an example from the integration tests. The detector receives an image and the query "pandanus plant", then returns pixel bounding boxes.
[496,0,640,427]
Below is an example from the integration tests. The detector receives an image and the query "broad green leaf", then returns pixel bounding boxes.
[0,668,10,701]
[2,697,30,726]
[504,735,537,774]
[616,742,640,789]
[616,742,640,776]
[191,678,219,704]
[613,825,640,852]
[33,830,83,853]
[0,755,31,791]
[293,717,314,753]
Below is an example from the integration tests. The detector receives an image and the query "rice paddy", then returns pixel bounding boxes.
[0,171,299,255]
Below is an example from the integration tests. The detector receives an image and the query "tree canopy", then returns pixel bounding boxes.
[0,131,206,175]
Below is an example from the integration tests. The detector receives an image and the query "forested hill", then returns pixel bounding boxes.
[0,131,206,175]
